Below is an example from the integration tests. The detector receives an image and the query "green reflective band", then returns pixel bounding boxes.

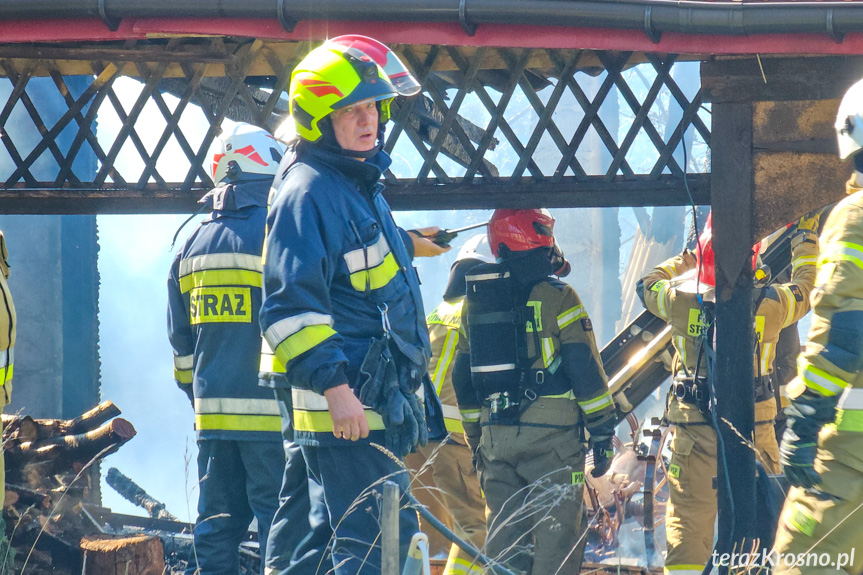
[275,324,338,363]
[195,414,281,433]
[428,300,463,329]
[822,241,863,270]
[675,335,688,367]
[653,280,670,320]
[2,364,12,383]
[259,352,286,374]
[348,252,400,291]
[835,408,863,432]
[801,363,848,397]
[460,409,480,423]
[174,368,193,384]
[444,418,465,434]
[571,471,584,485]
[448,557,485,575]
[579,391,613,414]
[775,285,796,327]
[664,565,706,574]
[788,505,817,536]
[557,306,586,330]
[432,330,458,393]
[179,269,262,293]
[292,408,385,432]
[543,390,576,400]
[540,337,555,368]
[792,255,817,270]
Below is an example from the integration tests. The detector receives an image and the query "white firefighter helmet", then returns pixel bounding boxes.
[836,78,863,160]
[212,122,285,183]
[456,233,495,264]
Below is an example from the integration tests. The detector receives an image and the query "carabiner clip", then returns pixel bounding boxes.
[378,303,392,337]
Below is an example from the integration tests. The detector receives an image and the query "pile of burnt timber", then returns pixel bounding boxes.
[0,400,260,574]
[2,400,136,574]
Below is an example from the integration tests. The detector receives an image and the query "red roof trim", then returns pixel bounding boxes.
[0,18,145,43]
[4,17,863,56]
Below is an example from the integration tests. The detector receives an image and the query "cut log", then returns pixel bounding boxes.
[80,533,164,575]
[2,401,121,444]
[5,483,51,510]
[106,468,177,521]
[6,418,136,481]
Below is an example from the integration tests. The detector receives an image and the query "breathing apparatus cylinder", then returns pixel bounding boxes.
[465,263,525,422]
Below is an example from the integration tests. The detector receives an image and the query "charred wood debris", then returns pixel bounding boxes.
[0,400,667,574]
[0,401,260,575]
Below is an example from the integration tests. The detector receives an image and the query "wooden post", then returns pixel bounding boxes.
[382,480,400,575]
[80,534,164,575]
[710,100,757,568]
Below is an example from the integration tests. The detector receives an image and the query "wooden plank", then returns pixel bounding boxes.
[752,99,838,146]
[0,175,710,214]
[752,99,850,237]
[754,151,850,239]
[0,42,706,78]
[702,55,863,103]
[710,101,757,561]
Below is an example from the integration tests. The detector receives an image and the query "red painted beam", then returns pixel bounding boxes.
[4,16,863,56]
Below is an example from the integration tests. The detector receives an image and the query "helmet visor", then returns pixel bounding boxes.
[327,35,421,97]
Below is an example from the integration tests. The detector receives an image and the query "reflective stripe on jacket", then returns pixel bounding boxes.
[167,180,281,441]
[0,231,15,406]
[796,180,863,401]
[428,299,466,438]
[259,143,430,447]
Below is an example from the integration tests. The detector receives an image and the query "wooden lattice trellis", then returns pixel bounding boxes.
[0,38,711,213]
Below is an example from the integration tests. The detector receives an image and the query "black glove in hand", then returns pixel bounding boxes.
[780,428,820,489]
[382,389,420,457]
[591,438,614,478]
[780,388,839,489]
[403,390,428,448]
[357,337,395,413]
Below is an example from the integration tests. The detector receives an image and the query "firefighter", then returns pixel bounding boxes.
[258,37,448,574]
[167,122,286,575]
[452,209,616,575]
[415,234,491,575]
[772,77,863,575]
[637,212,819,575]
[0,230,15,555]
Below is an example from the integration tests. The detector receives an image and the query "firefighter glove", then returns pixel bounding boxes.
[358,337,396,413]
[591,438,614,478]
[404,389,428,448]
[796,212,821,233]
[383,390,420,457]
[779,389,839,488]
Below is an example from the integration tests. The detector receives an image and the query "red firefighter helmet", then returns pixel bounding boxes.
[488,209,556,256]
[488,209,570,276]
[696,212,761,286]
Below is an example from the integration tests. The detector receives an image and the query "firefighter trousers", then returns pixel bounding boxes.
[773,426,863,575]
[186,439,284,575]
[301,443,420,575]
[476,398,586,575]
[417,439,488,575]
[264,441,331,575]
[664,399,780,575]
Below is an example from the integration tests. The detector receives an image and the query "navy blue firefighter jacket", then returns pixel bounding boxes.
[168,179,281,442]
[258,142,433,447]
